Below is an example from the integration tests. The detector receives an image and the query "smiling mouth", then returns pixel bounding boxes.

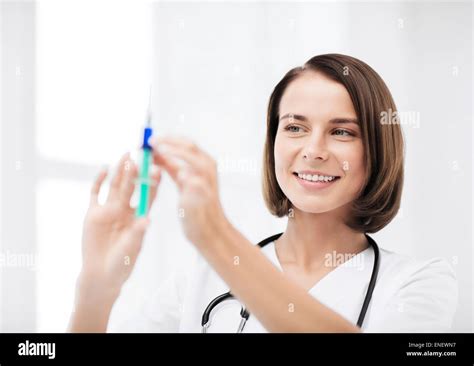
[292,172,341,183]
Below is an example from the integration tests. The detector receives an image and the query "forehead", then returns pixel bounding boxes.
[279,71,357,119]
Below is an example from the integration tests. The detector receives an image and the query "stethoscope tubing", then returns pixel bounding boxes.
[201,233,380,332]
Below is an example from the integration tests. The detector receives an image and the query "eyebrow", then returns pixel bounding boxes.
[279,113,359,126]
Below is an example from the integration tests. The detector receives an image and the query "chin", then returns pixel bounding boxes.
[288,198,336,215]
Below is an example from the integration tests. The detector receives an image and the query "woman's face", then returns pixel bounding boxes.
[274,70,366,215]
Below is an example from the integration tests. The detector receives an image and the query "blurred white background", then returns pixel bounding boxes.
[0,0,472,333]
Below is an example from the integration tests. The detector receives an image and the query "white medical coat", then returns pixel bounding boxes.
[112,241,458,333]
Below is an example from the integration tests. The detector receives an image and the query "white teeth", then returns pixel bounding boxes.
[297,173,337,182]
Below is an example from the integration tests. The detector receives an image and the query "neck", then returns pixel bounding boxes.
[276,206,369,271]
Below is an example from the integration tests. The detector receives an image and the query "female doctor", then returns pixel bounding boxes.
[68,53,457,333]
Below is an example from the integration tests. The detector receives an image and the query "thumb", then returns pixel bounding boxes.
[116,217,150,266]
[133,216,150,233]
[127,217,150,249]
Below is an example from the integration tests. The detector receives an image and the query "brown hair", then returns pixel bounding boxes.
[262,53,404,233]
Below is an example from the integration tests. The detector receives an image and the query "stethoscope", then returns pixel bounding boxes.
[201,232,380,333]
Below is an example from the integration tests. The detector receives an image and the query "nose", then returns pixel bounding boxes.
[302,130,329,161]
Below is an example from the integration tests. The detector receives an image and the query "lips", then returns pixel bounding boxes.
[293,171,341,183]
[293,172,341,190]
[295,170,339,175]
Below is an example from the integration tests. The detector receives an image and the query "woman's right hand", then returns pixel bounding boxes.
[69,152,161,332]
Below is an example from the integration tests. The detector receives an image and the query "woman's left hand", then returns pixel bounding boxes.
[150,136,229,248]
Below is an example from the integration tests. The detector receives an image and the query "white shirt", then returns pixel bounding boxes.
[112,241,458,333]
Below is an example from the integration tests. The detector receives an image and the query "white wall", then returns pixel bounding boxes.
[0,0,37,332]
[0,0,471,332]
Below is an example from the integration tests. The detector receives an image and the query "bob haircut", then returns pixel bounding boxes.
[262,53,404,234]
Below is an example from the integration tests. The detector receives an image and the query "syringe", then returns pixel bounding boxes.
[135,87,153,217]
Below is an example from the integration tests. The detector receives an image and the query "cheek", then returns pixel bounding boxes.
[339,143,366,187]
[273,134,294,181]
[274,134,299,190]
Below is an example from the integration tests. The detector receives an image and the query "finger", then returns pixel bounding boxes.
[107,152,130,203]
[150,137,209,180]
[90,169,108,206]
[181,175,208,194]
[150,136,194,155]
[155,136,198,150]
[119,158,138,209]
[147,166,162,211]
[176,167,192,187]
[117,217,149,267]
[155,143,206,173]
[154,136,205,159]
[153,136,218,176]
[151,146,183,184]
[157,136,215,163]
[152,139,218,191]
